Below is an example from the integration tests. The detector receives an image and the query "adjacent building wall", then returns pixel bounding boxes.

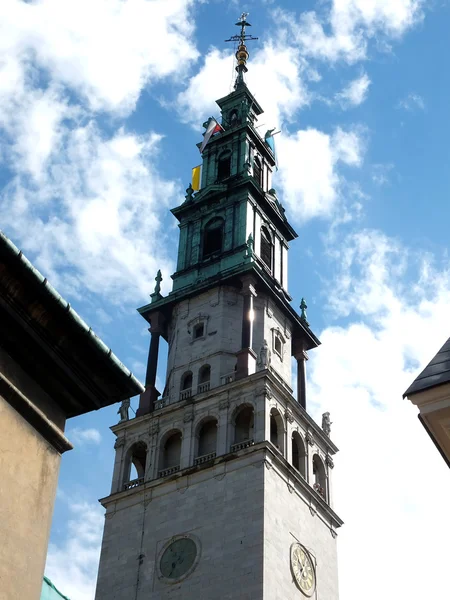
[0,396,61,600]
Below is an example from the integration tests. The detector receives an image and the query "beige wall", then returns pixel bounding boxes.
[0,395,61,600]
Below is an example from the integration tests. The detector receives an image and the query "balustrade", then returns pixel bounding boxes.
[197,382,210,394]
[159,465,180,478]
[180,388,192,401]
[230,439,254,452]
[194,452,216,466]
[123,477,144,491]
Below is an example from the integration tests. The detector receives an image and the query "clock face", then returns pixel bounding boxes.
[290,543,316,596]
[159,537,198,580]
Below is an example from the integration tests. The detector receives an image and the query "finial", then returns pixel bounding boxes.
[225,13,258,88]
[185,183,194,203]
[300,298,309,326]
[151,269,163,303]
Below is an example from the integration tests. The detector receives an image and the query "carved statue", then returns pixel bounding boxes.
[245,233,254,259]
[258,339,271,370]
[154,270,162,295]
[322,412,332,437]
[118,398,130,423]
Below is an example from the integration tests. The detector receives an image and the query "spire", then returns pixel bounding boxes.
[225,12,258,89]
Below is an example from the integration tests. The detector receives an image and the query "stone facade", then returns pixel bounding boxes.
[96,363,341,599]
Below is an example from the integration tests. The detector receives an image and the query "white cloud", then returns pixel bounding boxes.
[371,162,394,186]
[397,92,425,111]
[276,0,424,63]
[1,123,177,302]
[45,501,104,600]
[0,0,199,115]
[336,73,371,107]
[274,127,365,222]
[307,229,450,600]
[176,42,310,129]
[69,428,102,445]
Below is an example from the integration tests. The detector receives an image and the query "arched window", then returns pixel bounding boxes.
[196,419,218,462]
[198,365,211,393]
[160,431,182,476]
[269,408,285,454]
[233,406,254,446]
[217,151,231,181]
[313,454,327,500]
[291,432,307,478]
[203,217,224,258]
[229,110,238,127]
[270,414,278,447]
[260,226,273,271]
[253,157,263,188]
[123,441,147,489]
[180,371,193,400]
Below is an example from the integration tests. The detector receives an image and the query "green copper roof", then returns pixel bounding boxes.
[41,577,70,600]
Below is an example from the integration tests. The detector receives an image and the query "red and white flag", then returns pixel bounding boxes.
[200,117,223,153]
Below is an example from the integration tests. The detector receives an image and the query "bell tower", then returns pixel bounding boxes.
[95,15,343,600]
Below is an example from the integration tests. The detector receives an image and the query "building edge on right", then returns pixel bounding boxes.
[403,336,450,467]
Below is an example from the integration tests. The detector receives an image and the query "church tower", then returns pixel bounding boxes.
[95,15,342,600]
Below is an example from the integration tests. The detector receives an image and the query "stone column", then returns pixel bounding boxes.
[293,340,308,409]
[285,409,294,465]
[305,430,315,485]
[325,454,334,507]
[217,398,230,455]
[137,311,165,417]
[110,436,126,494]
[236,276,257,379]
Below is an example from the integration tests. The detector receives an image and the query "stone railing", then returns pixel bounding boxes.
[197,382,210,394]
[154,397,168,410]
[230,439,254,453]
[194,452,216,466]
[221,372,235,385]
[180,388,192,401]
[313,483,326,499]
[123,477,144,491]
[159,465,180,478]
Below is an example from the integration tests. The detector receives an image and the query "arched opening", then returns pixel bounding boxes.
[180,371,193,400]
[260,226,273,271]
[123,441,147,490]
[233,405,254,449]
[270,414,278,447]
[198,364,211,393]
[253,157,263,188]
[196,419,218,463]
[229,109,238,127]
[291,432,307,478]
[160,431,182,476]
[269,408,285,454]
[203,217,224,258]
[217,151,231,180]
[313,454,327,500]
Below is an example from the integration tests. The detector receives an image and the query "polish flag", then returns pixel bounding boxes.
[200,117,223,153]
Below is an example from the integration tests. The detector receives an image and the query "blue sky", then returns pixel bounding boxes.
[1,1,450,598]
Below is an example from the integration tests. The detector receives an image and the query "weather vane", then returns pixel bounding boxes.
[225,13,258,87]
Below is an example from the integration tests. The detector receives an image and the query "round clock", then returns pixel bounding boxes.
[159,536,199,581]
[290,543,316,596]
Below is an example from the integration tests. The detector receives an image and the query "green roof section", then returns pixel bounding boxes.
[0,229,144,400]
[41,577,71,600]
